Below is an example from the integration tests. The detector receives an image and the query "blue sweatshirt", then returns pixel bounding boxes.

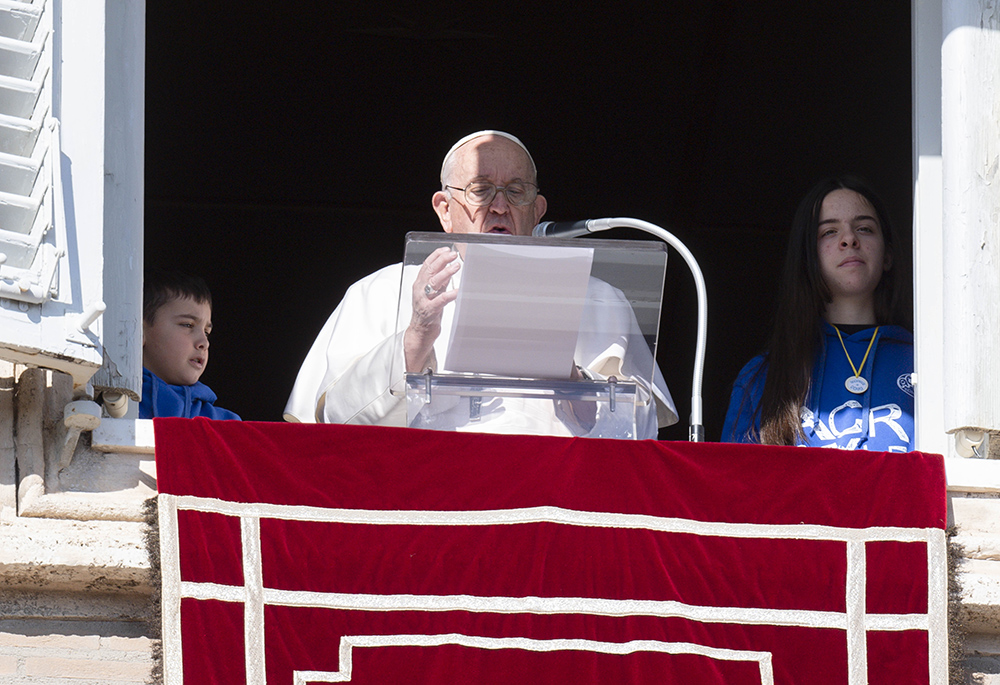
[139,367,241,420]
[722,323,914,452]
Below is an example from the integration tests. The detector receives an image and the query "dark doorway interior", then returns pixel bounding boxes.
[144,3,912,440]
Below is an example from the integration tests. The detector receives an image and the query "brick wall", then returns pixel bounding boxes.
[0,619,154,684]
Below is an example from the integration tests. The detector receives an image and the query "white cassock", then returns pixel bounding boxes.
[284,263,678,438]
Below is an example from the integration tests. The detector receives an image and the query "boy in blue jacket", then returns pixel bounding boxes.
[139,269,240,420]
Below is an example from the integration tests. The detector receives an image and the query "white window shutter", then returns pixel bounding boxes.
[0,0,143,400]
[0,0,58,304]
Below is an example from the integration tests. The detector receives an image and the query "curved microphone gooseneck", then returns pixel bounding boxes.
[533,219,708,442]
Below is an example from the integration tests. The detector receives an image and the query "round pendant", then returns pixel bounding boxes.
[845,376,869,394]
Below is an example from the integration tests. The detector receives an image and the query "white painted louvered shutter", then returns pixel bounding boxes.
[0,0,143,399]
[0,0,58,304]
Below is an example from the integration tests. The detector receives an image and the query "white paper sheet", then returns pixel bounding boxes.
[443,242,594,378]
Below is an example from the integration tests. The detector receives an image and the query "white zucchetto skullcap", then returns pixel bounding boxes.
[440,130,536,187]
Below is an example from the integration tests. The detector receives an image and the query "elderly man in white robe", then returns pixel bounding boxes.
[284,130,677,438]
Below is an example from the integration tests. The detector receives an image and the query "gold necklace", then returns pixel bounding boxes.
[833,325,879,394]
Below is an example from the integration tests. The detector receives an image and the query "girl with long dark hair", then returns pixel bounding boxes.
[722,176,914,451]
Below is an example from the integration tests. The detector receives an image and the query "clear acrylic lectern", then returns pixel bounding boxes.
[389,232,668,439]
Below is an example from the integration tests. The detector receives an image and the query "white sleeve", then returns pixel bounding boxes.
[283,264,409,425]
[576,278,678,436]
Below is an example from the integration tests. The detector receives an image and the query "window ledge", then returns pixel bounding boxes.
[946,457,1000,494]
[91,418,154,454]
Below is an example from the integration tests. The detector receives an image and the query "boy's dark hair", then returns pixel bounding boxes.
[143,268,213,324]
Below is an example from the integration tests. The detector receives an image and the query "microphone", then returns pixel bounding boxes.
[533,216,710,442]
[532,220,610,238]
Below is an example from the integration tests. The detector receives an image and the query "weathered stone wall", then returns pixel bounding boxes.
[0,364,156,684]
[952,491,1000,681]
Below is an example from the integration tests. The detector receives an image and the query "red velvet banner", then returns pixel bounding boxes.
[155,419,947,684]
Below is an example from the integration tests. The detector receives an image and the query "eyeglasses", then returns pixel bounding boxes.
[444,181,539,207]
